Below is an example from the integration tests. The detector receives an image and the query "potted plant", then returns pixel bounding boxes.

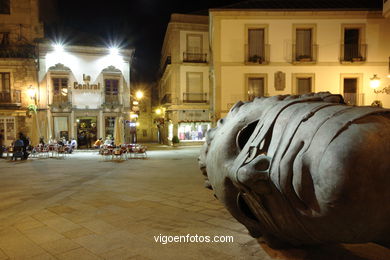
[171,135,180,147]
[26,104,37,117]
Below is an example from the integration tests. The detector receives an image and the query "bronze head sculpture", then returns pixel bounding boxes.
[199,92,390,248]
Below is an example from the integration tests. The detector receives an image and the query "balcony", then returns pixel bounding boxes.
[160,93,172,105]
[52,94,70,104]
[160,56,171,76]
[0,44,36,59]
[0,90,21,107]
[104,94,120,104]
[183,93,208,103]
[183,52,207,63]
[340,44,367,63]
[245,44,270,64]
[292,44,318,63]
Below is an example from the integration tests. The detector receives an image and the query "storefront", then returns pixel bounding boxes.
[37,43,133,146]
[178,122,210,141]
[0,116,16,146]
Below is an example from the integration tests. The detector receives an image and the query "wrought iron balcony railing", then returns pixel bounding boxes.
[183,52,207,63]
[160,93,172,104]
[183,93,208,103]
[0,90,21,104]
[0,44,36,58]
[245,44,270,64]
[292,44,318,63]
[160,56,171,76]
[340,44,367,63]
[52,94,69,105]
[104,94,120,104]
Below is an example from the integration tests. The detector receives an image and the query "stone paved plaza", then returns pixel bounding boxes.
[0,146,389,260]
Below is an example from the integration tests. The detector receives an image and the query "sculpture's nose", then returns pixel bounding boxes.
[237,155,272,194]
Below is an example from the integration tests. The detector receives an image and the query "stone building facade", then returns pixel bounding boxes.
[158,14,211,145]
[37,43,133,147]
[209,2,390,120]
[0,0,43,145]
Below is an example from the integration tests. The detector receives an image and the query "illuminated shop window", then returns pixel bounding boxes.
[178,122,210,141]
[105,116,115,138]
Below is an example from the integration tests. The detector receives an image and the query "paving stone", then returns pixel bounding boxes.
[62,227,94,239]
[72,234,122,254]
[22,226,65,244]
[41,216,81,233]
[79,219,119,234]
[40,238,81,255]
[12,216,45,231]
[0,249,8,260]
[0,147,389,259]
[56,247,101,260]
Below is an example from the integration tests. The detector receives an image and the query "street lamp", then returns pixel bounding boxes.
[135,90,144,100]
[27,85,37,104]
[369,74,380,90]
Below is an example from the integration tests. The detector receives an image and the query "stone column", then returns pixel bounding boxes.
[70,110,75,139]
[99,110,104,139]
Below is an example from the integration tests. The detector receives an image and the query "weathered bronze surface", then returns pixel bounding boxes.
[199,92,390,248]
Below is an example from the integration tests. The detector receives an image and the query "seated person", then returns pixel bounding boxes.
[94,138,103,148]
[104,136,112,146]
[70,138,77,150]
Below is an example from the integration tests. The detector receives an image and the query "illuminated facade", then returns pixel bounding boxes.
[209,5,390,120]
[158,14,211,144]
[37,43,133,146]
[0,0,43,145]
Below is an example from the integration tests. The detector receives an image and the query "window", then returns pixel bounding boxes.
[293,24,316,63]
[0,32,10,45]
[105,79,119,95]
[52,78,68,96]
[0,117,15,146]
[184,34,205,62]
[52,78,68,104]
[178,122,210,141]
[0,72,10,92]
[297,78,312,94]
[105,116,115,138]
[341,26,366,62]
[187,34,202,54]
[292,73,315,95]
[343,78,358,105]
[0,0,10,14]
[185,72,205,102]
[296,29,312,60]
[247,28,265,63]
[245,74,267,101]
[248,78,265,101]
[53,117,69,140]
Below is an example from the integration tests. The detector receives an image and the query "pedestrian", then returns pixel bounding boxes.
[19,133,30,160]
[0,129,4,158]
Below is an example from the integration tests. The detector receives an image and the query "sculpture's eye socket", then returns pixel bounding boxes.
[236,120,259,151]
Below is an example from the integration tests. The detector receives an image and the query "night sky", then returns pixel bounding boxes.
[44,0,241,84]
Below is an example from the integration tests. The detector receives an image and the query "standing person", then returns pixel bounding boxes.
[19,133,30,160]
[0,129,4,158]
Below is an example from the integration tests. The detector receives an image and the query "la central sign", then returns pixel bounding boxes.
[73,82,101,90]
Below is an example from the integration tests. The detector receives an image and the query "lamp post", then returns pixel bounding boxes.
[27,85,37,105]
[130,90,144,143]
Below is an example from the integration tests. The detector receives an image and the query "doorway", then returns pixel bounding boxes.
[343,78,358,105]
[76,116,97,149]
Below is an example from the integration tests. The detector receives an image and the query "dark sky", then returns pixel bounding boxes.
[45,0,241,84]
[44,0,381,84]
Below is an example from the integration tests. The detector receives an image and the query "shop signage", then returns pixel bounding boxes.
[73,74,100,90]
[73,82,101,90]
